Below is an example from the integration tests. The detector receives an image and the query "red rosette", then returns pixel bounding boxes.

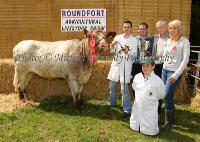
[89,38,96,64]
[172,46,176,51]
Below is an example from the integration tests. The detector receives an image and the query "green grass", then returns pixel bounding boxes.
[0,96,200,142]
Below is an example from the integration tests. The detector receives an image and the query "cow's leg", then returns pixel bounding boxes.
[13,66,20,93]
[67,80,82,113]
[13,68,32,101]
[22,72,34,100]
[78,86,85,108]
[13,67,26,100]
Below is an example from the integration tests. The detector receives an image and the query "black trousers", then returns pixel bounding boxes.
[131,64,142,80]
[154,63,164,112]
[154,63,163,78]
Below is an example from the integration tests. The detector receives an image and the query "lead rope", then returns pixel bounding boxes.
[115,41,127,111]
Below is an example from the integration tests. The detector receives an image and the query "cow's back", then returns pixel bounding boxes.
[13,39,90,79]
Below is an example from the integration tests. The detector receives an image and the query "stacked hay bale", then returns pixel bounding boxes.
[26,61,122,101]
[0,59,15,93]
[0,59,122,101]
[0,59,191,104]
[191,90,200,112]
[173,70,193,104]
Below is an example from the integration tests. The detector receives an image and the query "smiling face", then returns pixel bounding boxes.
[142,64,155,77]
[123,23,132,36]
[156,22,168,36]
[169,25,180,39]
[138,24,148,37]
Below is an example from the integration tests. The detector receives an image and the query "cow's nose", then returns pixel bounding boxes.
[102,43,109,49]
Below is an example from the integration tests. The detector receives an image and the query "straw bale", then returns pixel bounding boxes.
[0,59,121,101]
[173,70,192,104]
[0,59,15,93]
[26,61,122,101]
[0,59,192,104]
[0,93,38,113]
[191,90,200,112]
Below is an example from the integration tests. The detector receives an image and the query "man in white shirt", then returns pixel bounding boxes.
[153,20,169,76]
[107,20,138,118]
[153,20,169,113]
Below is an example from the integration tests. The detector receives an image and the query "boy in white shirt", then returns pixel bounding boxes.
[130,57,165,135]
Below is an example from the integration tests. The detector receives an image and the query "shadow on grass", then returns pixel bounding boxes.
[159,108,200,133]
[37,96,128,122]
[174,108,200,134]
[121,108,199,142]
[37,96,200,142]
[156,130,195,142]
[155,107,200,142]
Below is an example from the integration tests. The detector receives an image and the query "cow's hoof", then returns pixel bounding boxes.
[75,109,82,114]
[19,98,27,103]
[80,101,86,109]
[19,94,24,100]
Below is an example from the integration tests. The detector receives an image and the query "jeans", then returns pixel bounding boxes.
[108,80,131,113]
[162,69,181,111]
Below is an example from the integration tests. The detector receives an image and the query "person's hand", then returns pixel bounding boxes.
[168,77,176,84]
[110,40,117,47]
[123,46,129,54]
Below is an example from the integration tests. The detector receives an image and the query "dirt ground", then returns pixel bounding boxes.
[0,93,39,113]
[1,92,200,113]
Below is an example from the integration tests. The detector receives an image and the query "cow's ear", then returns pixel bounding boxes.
[105,31,116,44]
[105,31,116,39]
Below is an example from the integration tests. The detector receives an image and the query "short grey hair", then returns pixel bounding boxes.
[156,20,167,27]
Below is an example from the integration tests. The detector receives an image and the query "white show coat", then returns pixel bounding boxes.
[130,72,165,135]
[107,34,138,83]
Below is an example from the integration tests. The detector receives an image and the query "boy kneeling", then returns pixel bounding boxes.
[130,57,165,135]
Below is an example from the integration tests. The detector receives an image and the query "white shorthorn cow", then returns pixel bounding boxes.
[13,29,116,112]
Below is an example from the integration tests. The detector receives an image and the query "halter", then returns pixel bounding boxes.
[92,36,107,49]
[115,41,130,53]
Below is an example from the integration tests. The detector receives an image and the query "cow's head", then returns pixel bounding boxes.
[84,28,116,52]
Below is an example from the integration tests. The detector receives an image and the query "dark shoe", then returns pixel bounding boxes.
[108,104,117,108]
[121,112,131,118]
[162,111,174,131]
[158,107,162,113]
[162,122,172,130]
[158,100,163,113]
